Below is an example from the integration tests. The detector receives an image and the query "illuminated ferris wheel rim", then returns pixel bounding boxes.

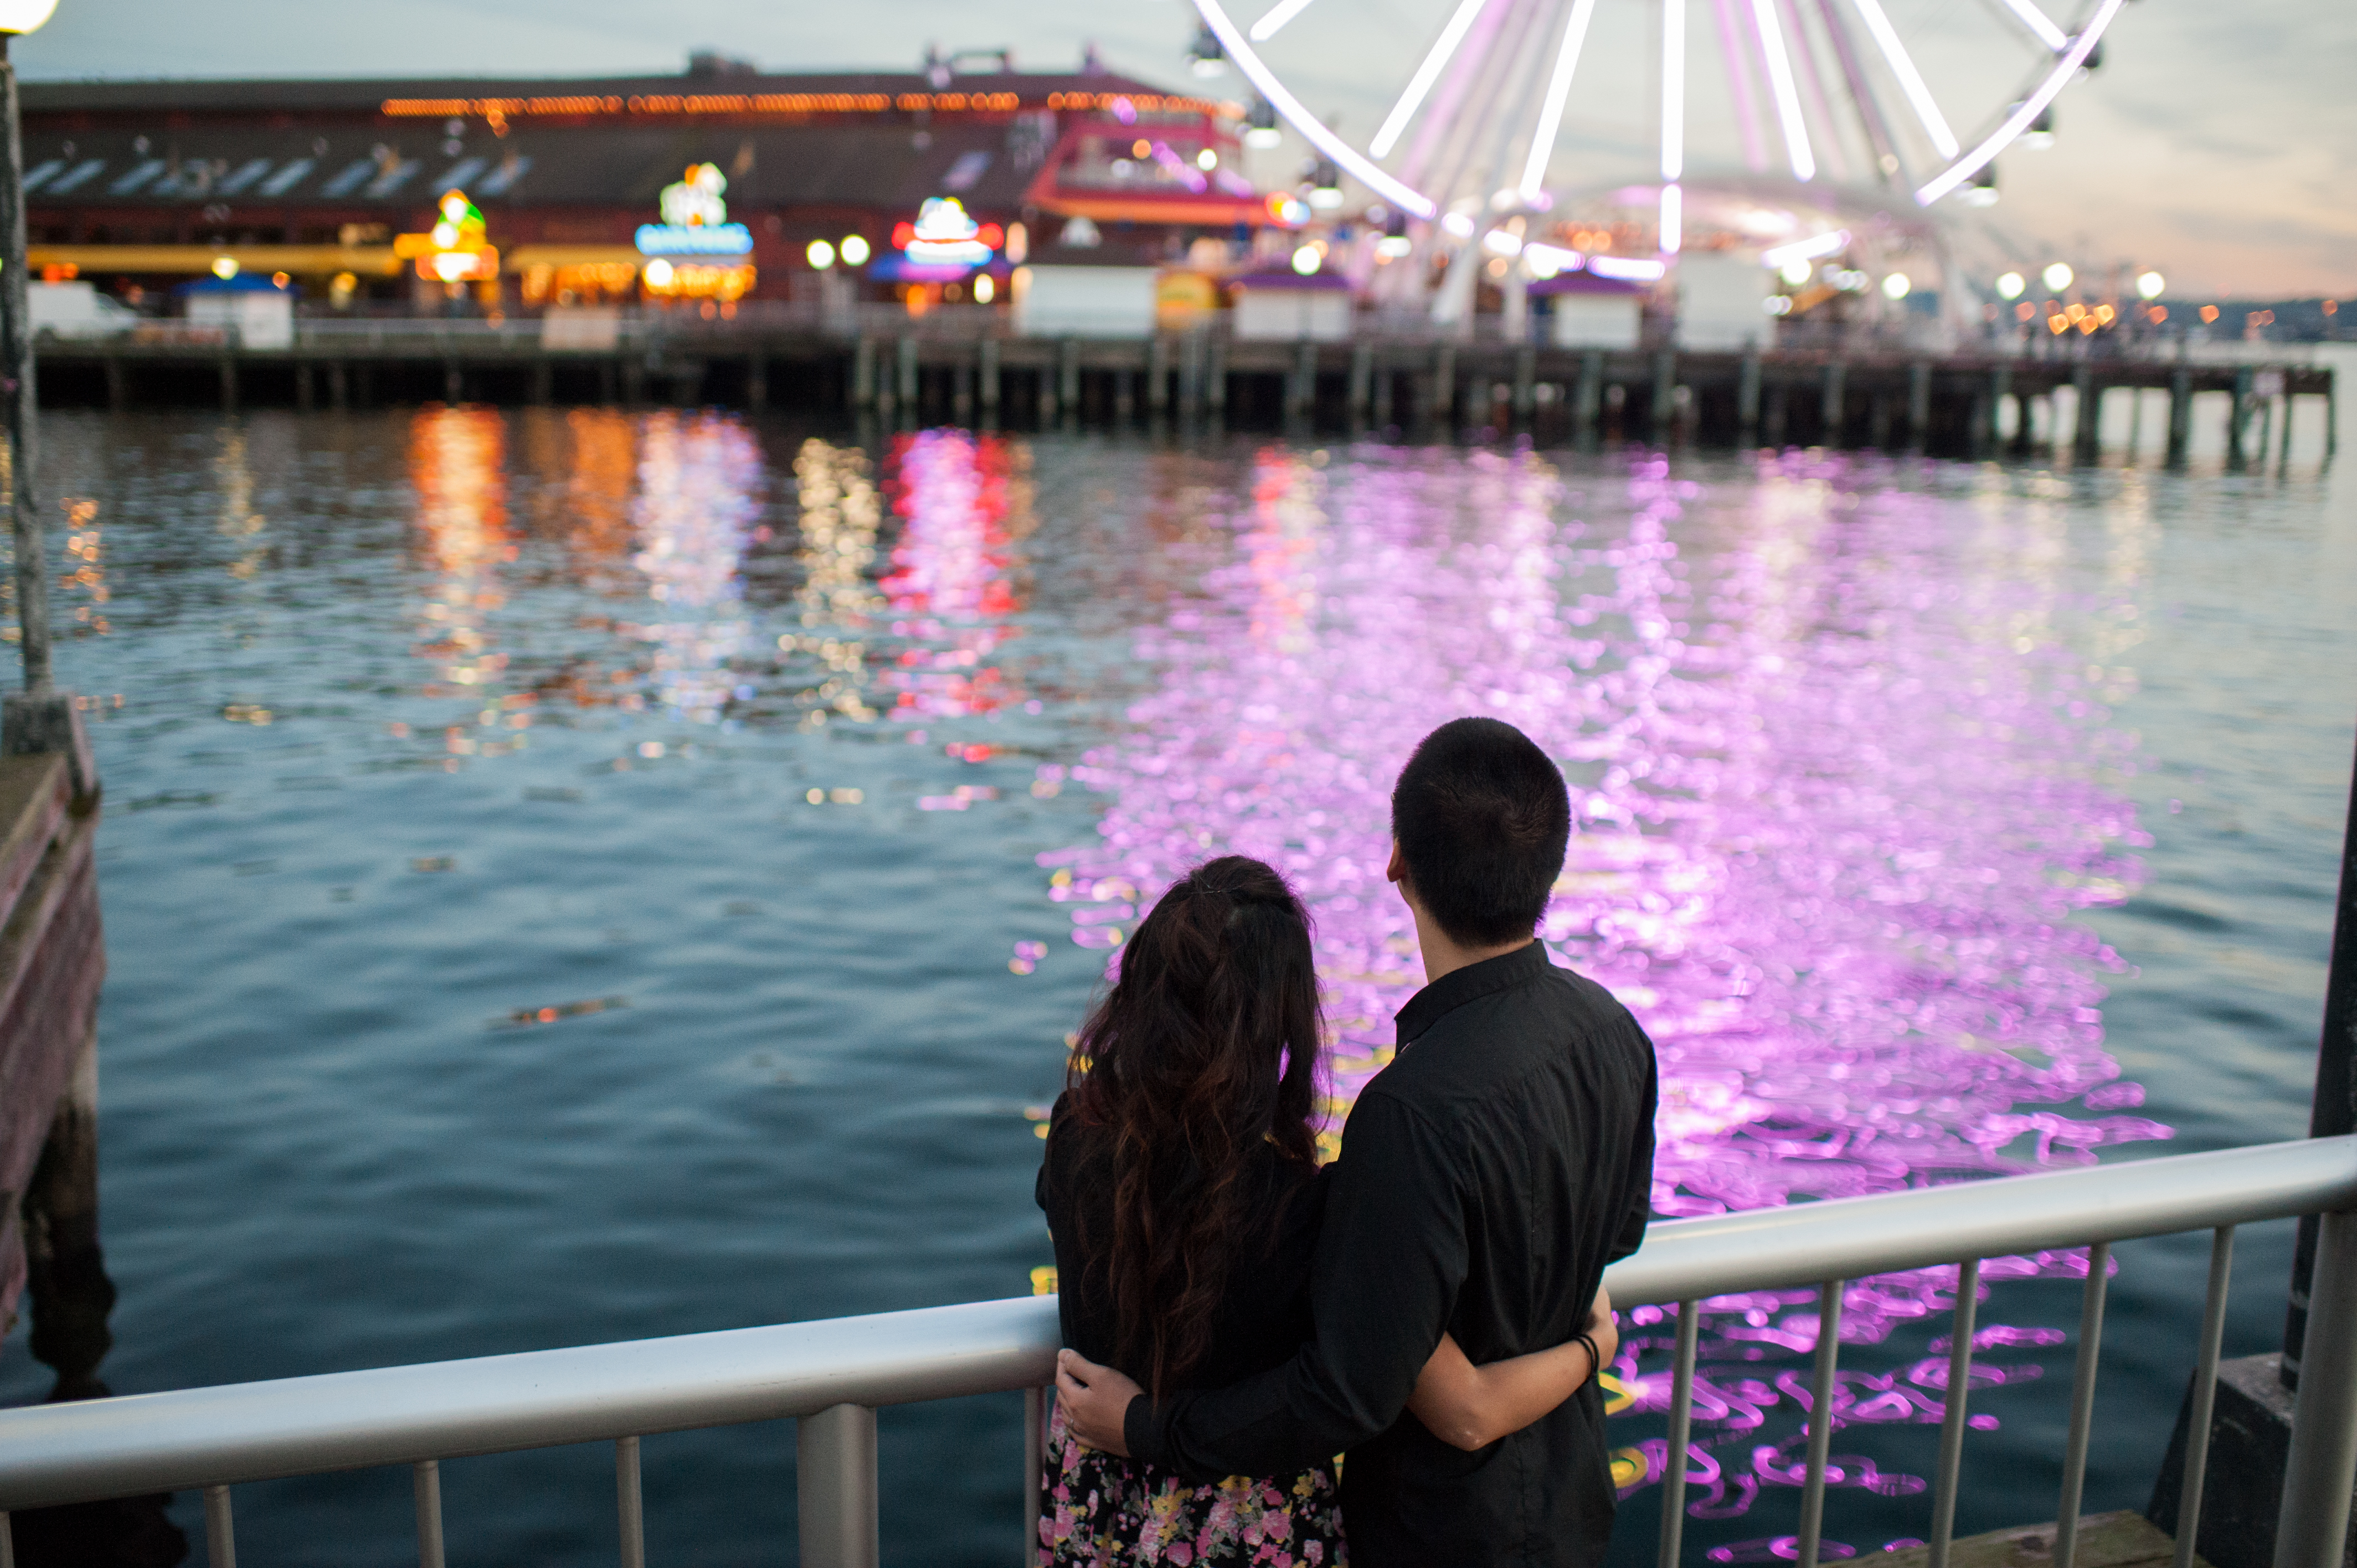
[1187,0,2128,229]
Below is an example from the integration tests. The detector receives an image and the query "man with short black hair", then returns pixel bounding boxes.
[1059,715,1659,1566]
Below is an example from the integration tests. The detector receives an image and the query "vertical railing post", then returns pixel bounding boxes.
[617,1435,646,1568]
[204,1485,236,1568]
[799,1402,880,1568]
[1927,1258,1982,1568]
[2173,1226,2236,1568]
[413,1459,445,1568]
[1796,1281,1844,1568]
[1023,1386,1048,1566]
[2276,1208,2357,1568]
[1657,1299,1700,1568]
[2054,1243,2110,1568]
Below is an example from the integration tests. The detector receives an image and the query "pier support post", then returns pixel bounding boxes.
[797,1403,879,1568]
[217,357,238,414]
[746,355,766,412]
[294,362,312,414]
[979,338,1000,414]
[530,359,552,406]
[1764,384,1787,450]
[894,336,918,414]
[2073,364,2100,459]
[2166,368,2191,466]
[2011,390,2034,455]
[1114,369,1136,425]
[2328,376,2338,462]
[1349,341,1374,422]
[1205,335,1227,417]
[951,358,972,424]
[1868,395,1891,452]
[1433,344,1457,430]
[620,357,644,406]
[1147,335,1171,416]
[851,336,876,409]
[1907,361,1931,451]
[2280,393,2297,468]
[1176,331,1202,419]
[1512,346,1537,422]
[444,362,463,406]
[1058,339,1080,423]
[23,1029,109,1400]
[103,357,126,413]
[1821,361,1846,445]
[1371,358,1393,428]
[1737,347,1761,443]
[1573,351,1602,437]
[1290,341,1318,421]
[1983,364,2011,457]
[1650,349,1676,441]
[2227,366,2253,467]
[328,361,348,412]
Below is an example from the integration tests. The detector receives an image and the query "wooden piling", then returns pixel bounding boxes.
[1738,348,1762,443]
[217,357,238,413]
[530,360,552,406]
[746,355,766,411]
[1651,349,1676,439]
[1114,369,1136,424]
[294,362,312,414]
[951,359,972,424]
[2073,364,2099,459]
[1512,347,1537,422]
[1371,358,1393,428]
[1907,362,1931,450]
[444,362,464,405]
[1574,351,1602,437]
[895,337,919,410]
[2166,368,2191,465]
[851,336,876,409]
[1821,362,1846,443]
[1763,383,1787,450]
[1349,341,1374,422]
[1057,339,1080,420]
[1147,336,1171,416]
[1290,342,1318,420]
[1984,364,2011,457]
[1205,335,1227,416]
[2227,366,2253,467]
[2278,394,2296,468]
[979,338,1000,413]
[102,357,126,412]
[1433,344,1457,430]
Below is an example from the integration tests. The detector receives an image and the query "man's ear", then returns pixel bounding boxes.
[1386,837,1408,889]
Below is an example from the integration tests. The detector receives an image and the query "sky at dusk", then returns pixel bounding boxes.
[17,0,2349,298]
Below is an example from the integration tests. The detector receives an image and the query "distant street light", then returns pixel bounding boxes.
[1996,271,2026,300]
[0,0,60,703]
[2042,261,2074,293]
[2136,270,2166,300]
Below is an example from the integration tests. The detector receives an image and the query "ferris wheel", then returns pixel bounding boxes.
[1188,0,2125,265]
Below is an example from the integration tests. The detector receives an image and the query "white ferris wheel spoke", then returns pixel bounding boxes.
[1371,0,1498,158]
[1989,0,2069,52]
[1775,0,1853,182]
[1811,0,1906,182]
[1188,0,1440,216]
[1747,0,1818,180]
[1247,0,1320,44]
[1916,0,2123,203]
[1660,0,1685,251]
[1708,0,1770,173]
[1841,0,1960,157]
[1516,0,1601,199]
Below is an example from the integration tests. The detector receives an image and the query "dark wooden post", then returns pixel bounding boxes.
[2284,736,2357,1389]
[1737,347,1761,443]
[1821,361,1846,445]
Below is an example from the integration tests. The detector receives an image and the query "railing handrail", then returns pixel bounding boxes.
[1,1133,2350,1513]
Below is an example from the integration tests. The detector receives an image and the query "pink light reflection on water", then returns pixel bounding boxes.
[1032,443,2166,1520]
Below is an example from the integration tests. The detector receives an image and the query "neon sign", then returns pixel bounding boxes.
[896,197,995,267]
[636,162,754,256]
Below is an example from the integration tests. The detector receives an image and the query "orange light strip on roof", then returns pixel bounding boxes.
[379,91,1052,118]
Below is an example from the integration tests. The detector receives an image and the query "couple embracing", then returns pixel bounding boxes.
[1039,718,1661,1567]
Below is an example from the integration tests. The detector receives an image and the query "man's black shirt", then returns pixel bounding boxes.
[1125,941,1659,1567]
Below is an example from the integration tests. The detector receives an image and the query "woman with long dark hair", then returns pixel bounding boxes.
[1036,856,1613,1565]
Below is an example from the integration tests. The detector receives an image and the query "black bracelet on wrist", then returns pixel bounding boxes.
[1573,1330,1603,1376]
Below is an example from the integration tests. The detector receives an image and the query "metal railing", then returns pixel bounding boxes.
[1,1135,2353,1568]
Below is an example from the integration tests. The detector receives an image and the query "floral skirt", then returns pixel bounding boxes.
[1038,1404,1348,1567]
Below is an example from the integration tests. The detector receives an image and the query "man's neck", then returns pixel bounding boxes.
[1409,902,1535,986]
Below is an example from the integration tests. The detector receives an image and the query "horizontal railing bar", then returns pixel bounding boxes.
[0,1135,2349,1513]
[0,1297,1059,1511]
[1601,1136,2357,1307]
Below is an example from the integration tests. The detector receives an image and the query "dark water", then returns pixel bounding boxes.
[0,393,2349,1565]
